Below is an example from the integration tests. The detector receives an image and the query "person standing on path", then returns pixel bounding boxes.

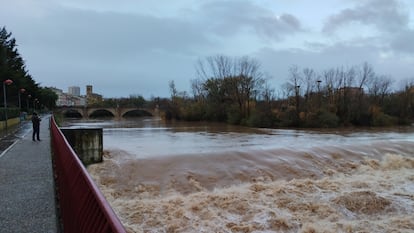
[31,112,41,141]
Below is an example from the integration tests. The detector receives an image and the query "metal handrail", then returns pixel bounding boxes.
[50,116,126,233]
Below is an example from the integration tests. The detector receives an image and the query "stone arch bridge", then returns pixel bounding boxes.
[56,106,159,118]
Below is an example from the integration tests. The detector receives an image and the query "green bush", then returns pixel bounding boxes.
[275,109,298,127]
[0,108,21,121]
[203,103,227,122]
[317,111,340,128]
[181,102,205,121]
[371,113,397,126]
[226,105,242,125]
[246,110,274,128]
[304,110,339,128]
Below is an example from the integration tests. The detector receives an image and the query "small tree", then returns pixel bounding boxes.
[194,55,266,123]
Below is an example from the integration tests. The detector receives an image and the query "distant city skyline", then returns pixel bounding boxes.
[1,0,414,98]
[54,85,92,97]
[52,84,104,106]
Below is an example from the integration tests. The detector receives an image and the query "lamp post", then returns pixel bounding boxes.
[27,94,31,112]
[295,85,300,123]
[33,98,39,112]
[295,85,300,108]
[317,80,322,92]
[18,88,26,110]
[3,79,13,130]
[316,80,322,108]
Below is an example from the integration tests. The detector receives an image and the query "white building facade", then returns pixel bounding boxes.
[68,86,81,96]
[51,87,86,107]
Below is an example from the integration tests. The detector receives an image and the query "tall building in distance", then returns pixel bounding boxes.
[68,86,80,96]
[86,85,93,96]
[86,85,103,105]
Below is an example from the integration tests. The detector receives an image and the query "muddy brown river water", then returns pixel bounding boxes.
[63,118,414,233]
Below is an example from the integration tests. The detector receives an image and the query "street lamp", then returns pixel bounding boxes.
[316,80,322,92]
[3,79,13,130]
[33,98,39,112]
[295,85,301,106]
[316,80,322,108]
[295,85,300,123]
[27,94,31,112]
[18,88,26,109]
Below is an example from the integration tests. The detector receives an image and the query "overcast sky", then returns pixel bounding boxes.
[1,0,413,98]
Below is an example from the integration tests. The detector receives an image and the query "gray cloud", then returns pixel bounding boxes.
[320,0,414,69]
[255,13,302,40]
[16,0,303,68]
[1,0,413,98]
[323,0,409,33]
[199,0,302,41]
[22,7,211,58]
[3,3,210,97]
[8,0,305,97]
[256,40,414,91]
[391,29,414,53]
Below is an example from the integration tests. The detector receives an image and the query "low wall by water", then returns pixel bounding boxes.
[61,128,103,166]
[0,117,22,131]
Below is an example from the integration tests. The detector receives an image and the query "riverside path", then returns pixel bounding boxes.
[0,115,59,233]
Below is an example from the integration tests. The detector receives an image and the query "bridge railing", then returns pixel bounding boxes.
[50,116,126,233]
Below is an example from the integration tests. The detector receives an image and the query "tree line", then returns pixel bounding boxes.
[166,55,414,128]
[3,25,411,127]
[0,27,57,120]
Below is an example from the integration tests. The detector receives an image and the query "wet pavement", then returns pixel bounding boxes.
[0,115,59,233]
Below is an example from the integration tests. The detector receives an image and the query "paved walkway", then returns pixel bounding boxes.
[0,115,59,233]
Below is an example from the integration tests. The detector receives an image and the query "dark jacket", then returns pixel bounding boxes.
[32,115,41,129]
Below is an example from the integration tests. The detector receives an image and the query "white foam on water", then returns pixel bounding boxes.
[88,145,414,233]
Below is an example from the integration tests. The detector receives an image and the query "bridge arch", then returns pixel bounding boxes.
[87,108,116,118]
[56,106,159,118]
[62,108,84,118]
[121,109,153,117]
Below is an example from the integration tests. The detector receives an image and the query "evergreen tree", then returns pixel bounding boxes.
[0,26,46,112]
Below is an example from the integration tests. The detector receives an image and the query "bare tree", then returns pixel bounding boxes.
[195,55,234,80]
[303,68,316,97]
[345,66,356,87]
[302,67,317,113]
[378,76,392,102]
[237,56,264,116]
[323,68,339,106]
[190,78,205,101]
[169,80,178,101]
[194,55,265,119]
[260,82,275,103]
[368,75,393,104]
[286,65,303,123]
[358,62,375,89]
[287,65,302,95]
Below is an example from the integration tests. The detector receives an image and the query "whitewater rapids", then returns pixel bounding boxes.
[88,140,414,233]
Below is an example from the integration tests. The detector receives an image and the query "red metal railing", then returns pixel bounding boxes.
[50,117,126,233]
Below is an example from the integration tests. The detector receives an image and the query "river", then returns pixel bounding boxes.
[62,117,414,233]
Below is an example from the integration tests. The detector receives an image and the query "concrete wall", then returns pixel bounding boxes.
[60,128,103,166]
[0,117,23,131]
